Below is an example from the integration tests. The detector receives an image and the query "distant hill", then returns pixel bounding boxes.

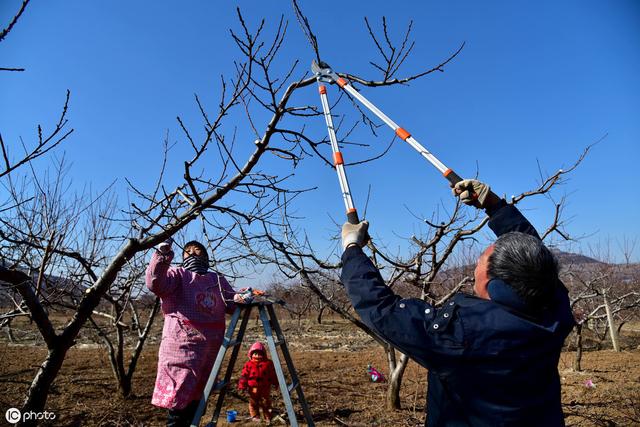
[0,268,84,308]
[552,250,603,266]
[444,250,604,274]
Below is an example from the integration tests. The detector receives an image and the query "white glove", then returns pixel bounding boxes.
[341,221,369,251]
[156,238,173,254]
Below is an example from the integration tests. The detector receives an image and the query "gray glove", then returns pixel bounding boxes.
[452,179,491,208]
[341,221,369,251]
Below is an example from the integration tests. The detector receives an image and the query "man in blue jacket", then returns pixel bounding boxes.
[340,179,575,426]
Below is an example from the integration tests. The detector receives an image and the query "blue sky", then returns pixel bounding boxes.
[2,0,639,273]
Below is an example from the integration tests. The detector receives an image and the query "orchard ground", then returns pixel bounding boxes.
[1,317,639,426]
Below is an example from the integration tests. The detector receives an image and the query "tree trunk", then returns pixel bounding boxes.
[99,298,160,398]
[386,348,409,410]
[91,313,128,397]
[573,323,583,372]
[122,298,160,397]
[119,375,133,397]
[6,318,16,343]
[115,324,127,393]
[20,345,70,426]
[603,289,620,352]
[616,321,626,336]
[316,306,325,325]
[5,240,139,422]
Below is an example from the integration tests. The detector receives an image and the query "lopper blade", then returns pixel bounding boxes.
[311,59,336,83]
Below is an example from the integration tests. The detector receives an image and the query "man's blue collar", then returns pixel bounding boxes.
[487,278,532,315]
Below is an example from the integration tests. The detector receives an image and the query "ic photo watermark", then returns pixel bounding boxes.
[5,407,56,424]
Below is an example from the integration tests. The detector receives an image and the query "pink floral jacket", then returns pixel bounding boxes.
[146,251,236,409]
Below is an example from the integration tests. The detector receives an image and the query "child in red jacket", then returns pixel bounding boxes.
[238,342,278,422]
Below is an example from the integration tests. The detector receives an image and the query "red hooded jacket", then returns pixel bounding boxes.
[238,342,278,391]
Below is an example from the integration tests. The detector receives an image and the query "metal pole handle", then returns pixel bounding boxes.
[346,209,360,225]
[317,81,361,224]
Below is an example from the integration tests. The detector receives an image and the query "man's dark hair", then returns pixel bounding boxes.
[487,232,559,309]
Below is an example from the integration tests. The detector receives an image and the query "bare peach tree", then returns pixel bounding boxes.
[240,3,596,411]
[0,7,383,422]
[0,0,30,72]
[0,4,603,422]
[84,255,161,397]
[565,253,640,370]
[244,153,586,411]
[0,4,466,421]
[1,142,160,398]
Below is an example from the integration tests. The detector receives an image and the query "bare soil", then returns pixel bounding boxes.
[1,318,639,426]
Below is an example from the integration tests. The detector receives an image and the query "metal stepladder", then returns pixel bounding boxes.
[190,301,315,426]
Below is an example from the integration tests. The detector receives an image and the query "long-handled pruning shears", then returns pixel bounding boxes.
[312,60,467,224]
[313,64,362,225]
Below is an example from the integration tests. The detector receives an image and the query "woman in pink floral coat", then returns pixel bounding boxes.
[146,240,240,426]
